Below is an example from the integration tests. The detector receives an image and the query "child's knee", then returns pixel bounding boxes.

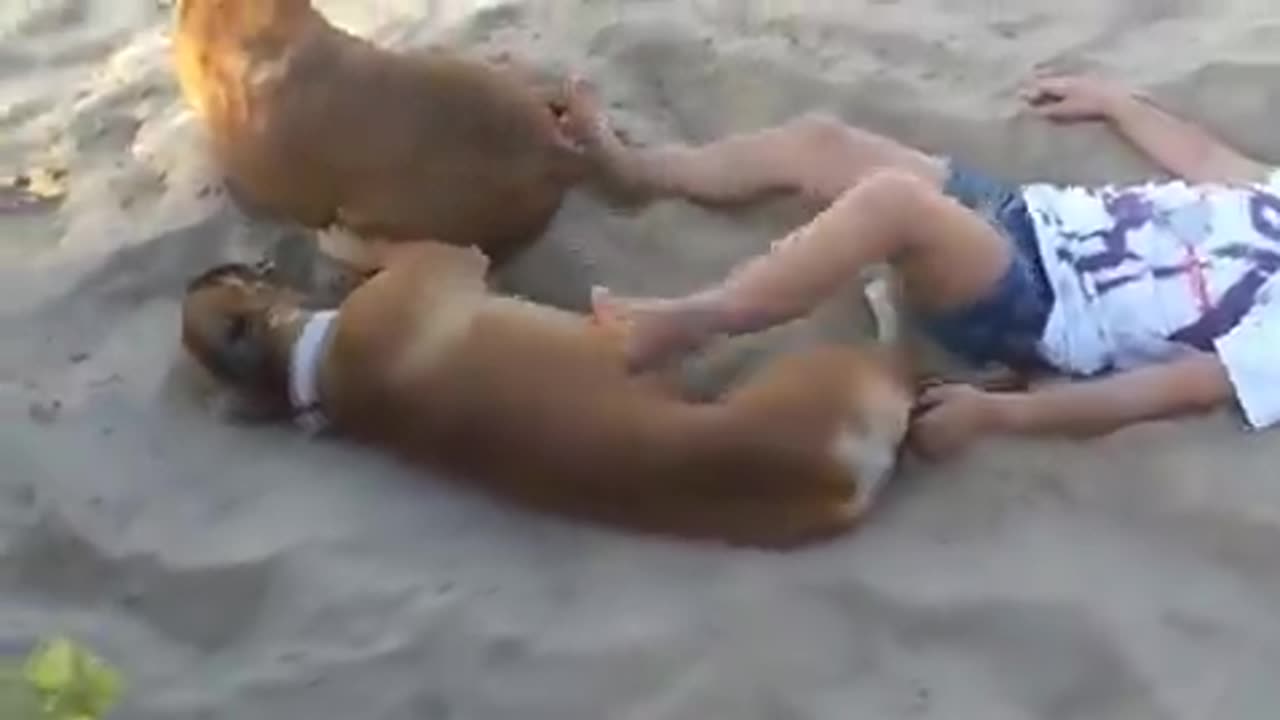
[859,168,936,201]
[785,113,854,157]
[835,168,937,223]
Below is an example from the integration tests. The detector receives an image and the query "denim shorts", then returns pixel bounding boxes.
[922,162,1054,371]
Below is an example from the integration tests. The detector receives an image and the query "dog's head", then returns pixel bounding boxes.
[182,260,308,421]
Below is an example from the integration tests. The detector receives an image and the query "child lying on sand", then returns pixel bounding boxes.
[562,73,1280,459]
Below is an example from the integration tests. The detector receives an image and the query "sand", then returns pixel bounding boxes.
[4,0,1280,718]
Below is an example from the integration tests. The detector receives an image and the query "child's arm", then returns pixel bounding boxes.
[911,353,1234,459]
[1106,93,1268,185]
[1023,74,1269,185]
[989,352,1233,438]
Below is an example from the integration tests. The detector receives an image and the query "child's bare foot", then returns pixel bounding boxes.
[560,76,654,201]
[591,286,721,371]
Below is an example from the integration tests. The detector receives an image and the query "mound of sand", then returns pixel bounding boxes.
[4,1,1280,718]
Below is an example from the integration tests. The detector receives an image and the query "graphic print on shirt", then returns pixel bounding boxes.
[1047,186,1280,351]
[1052,190,1149,277]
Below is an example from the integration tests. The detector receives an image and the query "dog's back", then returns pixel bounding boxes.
[174,0,582,259]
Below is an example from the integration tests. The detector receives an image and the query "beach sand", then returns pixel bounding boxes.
[4,1,1280,718]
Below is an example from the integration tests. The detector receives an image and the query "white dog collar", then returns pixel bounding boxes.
[288,310,338,434]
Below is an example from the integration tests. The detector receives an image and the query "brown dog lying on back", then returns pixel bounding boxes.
[173,0,587,272]
[180,242,915,548]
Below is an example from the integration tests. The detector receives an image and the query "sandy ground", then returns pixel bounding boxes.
[4,1,1280,718]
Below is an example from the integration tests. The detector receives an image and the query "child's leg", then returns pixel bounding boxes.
[593,170,1014,370]
[562,78,944,206]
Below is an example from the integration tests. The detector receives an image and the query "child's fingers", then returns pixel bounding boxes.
[1021,74,1077,103]
[1025,96,1079,121]
[1027,103,1066,120]
[1022,86,1066,109]
[911,383,953,419]
[918,382,963,404]
[590,286,629,327]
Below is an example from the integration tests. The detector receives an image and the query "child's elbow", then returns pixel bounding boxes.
[1167,356,1234,415]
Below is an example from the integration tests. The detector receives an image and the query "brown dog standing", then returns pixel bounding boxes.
[173,0,587,273]
[180,242,915,548]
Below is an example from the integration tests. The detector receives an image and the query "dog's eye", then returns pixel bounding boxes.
[252,257,276,276]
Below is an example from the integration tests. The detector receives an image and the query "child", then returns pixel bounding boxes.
[562,74,1280,459]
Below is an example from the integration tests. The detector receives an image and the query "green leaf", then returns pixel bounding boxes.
[20,636,124,720]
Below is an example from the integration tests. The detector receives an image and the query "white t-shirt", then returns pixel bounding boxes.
[1021,170,1280,429]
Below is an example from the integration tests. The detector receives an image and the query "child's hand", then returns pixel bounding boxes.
[1020,74,1131,123]
[909,383,1003,460]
